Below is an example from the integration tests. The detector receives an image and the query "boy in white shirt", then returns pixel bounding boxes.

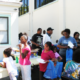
[0,48,19,80]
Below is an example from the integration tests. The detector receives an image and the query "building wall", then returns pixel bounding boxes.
[19,0,60,43]
[65,0,80,37]
[0,1,21,60]
[19,0,80,43]
[19,13,30,34]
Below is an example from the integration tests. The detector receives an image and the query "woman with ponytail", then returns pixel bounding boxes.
[39,41,55,80]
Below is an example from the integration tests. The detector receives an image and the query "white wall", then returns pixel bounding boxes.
[0,1,21,60]
[33,1,59,43]
[65,0,80,37]
[19,0,80,43]
[19,0,60,43]
[19,13,30,35]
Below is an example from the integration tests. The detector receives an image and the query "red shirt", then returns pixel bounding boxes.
[39,50,55,72]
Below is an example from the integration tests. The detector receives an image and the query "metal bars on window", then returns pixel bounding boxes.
[19,0,29,16]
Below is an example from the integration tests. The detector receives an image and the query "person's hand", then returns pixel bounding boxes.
[0,63,2,66]
[36,44,39,47]
[45,60,49,63]
[78,44,80,47]
[18,44,22,49]
[73,47,77,49]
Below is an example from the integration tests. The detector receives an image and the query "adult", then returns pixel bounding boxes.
[24,32,31,45]
[18,32,23,44]
[62,49,80,80]
[57,29,77,66]
[74,32,80,48]
[31,28,43,56]
[43,30,46,35]
[43,27,54,45]
[61,30,65,36]
[18,35,31,80]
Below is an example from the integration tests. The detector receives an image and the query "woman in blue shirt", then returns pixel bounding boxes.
[57,29,77,66]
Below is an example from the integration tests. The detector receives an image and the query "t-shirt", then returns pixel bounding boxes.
[3,56,18,75]
[39,50,55,72]
[58,36,77,56]
[27,36,31,44]
[55,52,60,59]
[43,34,53,45]
[19,47,31,65]
[32,34,43,49]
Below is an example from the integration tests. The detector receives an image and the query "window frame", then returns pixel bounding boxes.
[0,17,9,44]
[34,0,55,9]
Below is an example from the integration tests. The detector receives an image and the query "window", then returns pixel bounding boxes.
[35,0,55,9]
[0,17,9,44]
[19,0,29,16]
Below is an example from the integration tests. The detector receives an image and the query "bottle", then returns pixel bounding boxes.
[16,56,18,63]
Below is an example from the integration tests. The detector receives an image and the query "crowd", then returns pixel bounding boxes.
[0,27,80,80]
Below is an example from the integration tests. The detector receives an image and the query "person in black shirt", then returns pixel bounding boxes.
[31,28,43,56]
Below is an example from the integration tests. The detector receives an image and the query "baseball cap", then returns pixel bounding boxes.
[47,27,54,31]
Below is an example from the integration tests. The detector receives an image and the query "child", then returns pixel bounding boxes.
[39,42,55,80]
[0,48,19,80]
[52,46,63,80]
[18,35,31,80]
[52,46,62,62]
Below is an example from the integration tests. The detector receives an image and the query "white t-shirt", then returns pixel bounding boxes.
[3,56,18,75]
[43,34,53,45]
[27,36,31,43]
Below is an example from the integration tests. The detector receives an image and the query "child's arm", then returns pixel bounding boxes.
[0,62,6,68]
[58,56,62,62]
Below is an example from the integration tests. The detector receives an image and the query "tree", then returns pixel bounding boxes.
[19,4,29,15]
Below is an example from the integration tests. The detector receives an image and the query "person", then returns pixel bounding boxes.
[52,46,62,61]
[74,32,80,48]
[61,30,65,36]
[62,49,80,80]
[31,28,43,56]
[18,32,23,44]
[43,27,54,46]
[0,48,19,80]
[18,35,31,80]
[57,29,77,66]
[39,42,55,80]
[24,32,31,45]
[43,30,46,35]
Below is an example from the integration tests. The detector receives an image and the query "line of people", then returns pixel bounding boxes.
[0,27,80,80]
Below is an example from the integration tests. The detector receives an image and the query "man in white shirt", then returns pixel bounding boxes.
[43,27,54,45]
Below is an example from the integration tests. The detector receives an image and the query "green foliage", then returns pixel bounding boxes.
[19,4,29,16]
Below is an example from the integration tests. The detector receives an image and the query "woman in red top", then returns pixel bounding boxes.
[39,42,55,80]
